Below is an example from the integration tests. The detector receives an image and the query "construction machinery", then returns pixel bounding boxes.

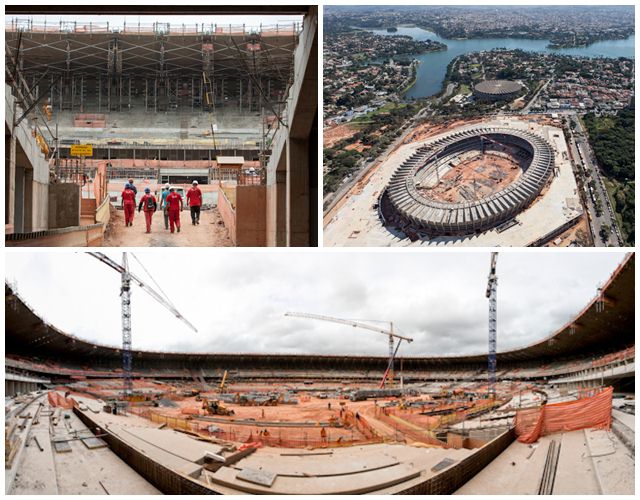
[486,252,498,398]
[202,398,235,416]
[285,312,413,388]
[88,252,197,399]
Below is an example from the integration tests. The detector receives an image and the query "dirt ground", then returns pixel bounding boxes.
[545,216,592,247]
[103,206,232,247]
[421,152,523,203]
[323,123,361,149]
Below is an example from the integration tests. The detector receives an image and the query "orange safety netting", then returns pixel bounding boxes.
[515,386,613,444]
[47,391,77,409]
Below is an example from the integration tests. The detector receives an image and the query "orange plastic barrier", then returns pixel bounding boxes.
[47,391,77,409]
[515,387,613,444]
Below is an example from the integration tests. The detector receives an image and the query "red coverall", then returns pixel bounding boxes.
[138,194,157,233]
[121,188,136,226]
[165,192,183,233]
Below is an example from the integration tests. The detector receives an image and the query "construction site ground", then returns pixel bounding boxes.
[103,207,232,247]
[67,394,478,494]
[420,152,523,203]
[7,394,160,495]
[455,427,634,495]
[323,116,583,247]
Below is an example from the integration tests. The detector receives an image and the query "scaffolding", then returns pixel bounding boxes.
[6,21,299,115]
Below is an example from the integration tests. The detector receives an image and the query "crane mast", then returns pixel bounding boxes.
[88,252,197,401]
[120,253,133,397]
[486,252,498,398]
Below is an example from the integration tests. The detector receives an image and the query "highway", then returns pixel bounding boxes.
[567,113,623,246]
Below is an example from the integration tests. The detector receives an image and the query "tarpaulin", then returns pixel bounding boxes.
[515,386,613,443]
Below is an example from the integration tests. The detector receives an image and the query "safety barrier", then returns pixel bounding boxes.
[128,407,382,449]
[47,391,76,409]
[515,386,612,444]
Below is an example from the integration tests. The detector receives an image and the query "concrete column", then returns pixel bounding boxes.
[286,137,310,246]
[7,129,17,228]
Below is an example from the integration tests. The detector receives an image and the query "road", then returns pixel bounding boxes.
[567,114,622,246]
[522,78,551,114]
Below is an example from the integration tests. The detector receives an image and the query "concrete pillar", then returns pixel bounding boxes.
[24,168,34,232]
[7,129,17,228]
[286,137,310,246]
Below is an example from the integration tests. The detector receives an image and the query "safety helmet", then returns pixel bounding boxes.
[144,187,151,193]
[125,183,131,189]
[169,186,175,191]
[164,183,170,189]
[192,180,198,185]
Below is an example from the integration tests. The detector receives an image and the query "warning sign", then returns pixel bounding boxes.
[70,144,93,156]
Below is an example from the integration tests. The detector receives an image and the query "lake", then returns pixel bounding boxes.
[365,27,635,99]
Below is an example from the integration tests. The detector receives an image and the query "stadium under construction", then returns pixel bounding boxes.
[4,253,634,495]
[5,5,318,247]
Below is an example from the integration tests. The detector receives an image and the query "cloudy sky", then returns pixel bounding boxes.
[5,252,627,358]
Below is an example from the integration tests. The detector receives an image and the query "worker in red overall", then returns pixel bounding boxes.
[121,183,136,227]
[186,180,203,225]
[165,186,183,233]
[137,187,157,234]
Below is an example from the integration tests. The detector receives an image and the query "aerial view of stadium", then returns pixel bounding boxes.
[4,251,634,495]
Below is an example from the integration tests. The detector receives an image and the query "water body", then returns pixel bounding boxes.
[365,27,635,99]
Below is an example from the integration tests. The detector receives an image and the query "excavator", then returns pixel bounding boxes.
[201,398,235,416]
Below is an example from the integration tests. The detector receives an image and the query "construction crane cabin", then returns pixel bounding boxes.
[284,312,413,388]
[88,252,197,402]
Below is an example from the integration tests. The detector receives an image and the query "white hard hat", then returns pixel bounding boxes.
[164,183,170,189]
[169,186,175,191]
[192,180,198,185]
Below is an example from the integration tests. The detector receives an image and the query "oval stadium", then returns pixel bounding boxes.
[385,126,554,236]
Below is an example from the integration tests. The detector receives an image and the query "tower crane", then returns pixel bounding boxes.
[486,252,498,398]
[284,312,413,388]
[88,252,198,399]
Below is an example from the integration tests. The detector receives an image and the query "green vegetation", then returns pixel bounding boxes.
[583,109,635,245]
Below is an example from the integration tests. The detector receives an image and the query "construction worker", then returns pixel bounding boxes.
[320,427,327,443]
[159,183,170,230]
[121,183,136,227]
[128,178,138,197]
[186,180,203,225]
[137,187,158,233]
[165,186,183,233]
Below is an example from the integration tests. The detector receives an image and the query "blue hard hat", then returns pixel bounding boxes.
[125,183,131,189]
[144,187,151,193]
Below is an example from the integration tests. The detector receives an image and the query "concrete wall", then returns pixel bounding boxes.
[6,223,104,247]
[5,84,50,233]
[48,183,81,229]
[218,187,237,245]
[236,185,267,246]
[265,7,317,247]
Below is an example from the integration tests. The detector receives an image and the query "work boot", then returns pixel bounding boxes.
[177,227,181,233]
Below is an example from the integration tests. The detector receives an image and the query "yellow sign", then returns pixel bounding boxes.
[70,144,93,157]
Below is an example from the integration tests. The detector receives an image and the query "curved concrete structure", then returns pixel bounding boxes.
[386,126,554,235]
[474,79,523,101]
